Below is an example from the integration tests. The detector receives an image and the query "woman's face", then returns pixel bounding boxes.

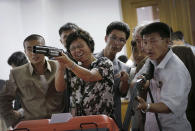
[69,38,92,63]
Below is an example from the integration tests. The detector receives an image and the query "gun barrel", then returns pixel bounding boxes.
[33,45,62,57]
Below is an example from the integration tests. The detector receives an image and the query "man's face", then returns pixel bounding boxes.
[142,32,169,64]
[132,44,146,65]
[24,40,45,65]
[134,32,143,51]
[132,32,146,64]
[105,29,127,55]
[60,30,75,48]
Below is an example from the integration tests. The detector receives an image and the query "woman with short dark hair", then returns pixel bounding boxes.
[55,29,114,117]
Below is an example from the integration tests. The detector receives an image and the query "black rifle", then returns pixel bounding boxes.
[33,45,64,57]
[122,61,163,131]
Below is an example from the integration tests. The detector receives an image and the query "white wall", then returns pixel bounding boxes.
[0,0,126,79]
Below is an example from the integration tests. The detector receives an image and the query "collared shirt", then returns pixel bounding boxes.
[0,60,65,127]
[95,50,131,129]
[28,60,52,75]
[136,49,192,131]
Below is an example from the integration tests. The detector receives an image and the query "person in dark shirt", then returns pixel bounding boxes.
[172,45,195,131]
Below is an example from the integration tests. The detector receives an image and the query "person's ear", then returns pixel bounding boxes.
[60,39,62,44]
[24,45,27,54]
[164,38,170,43]
[165,38,173,46]
[105,36,108,43]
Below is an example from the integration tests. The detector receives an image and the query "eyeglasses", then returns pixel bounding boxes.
[110,36,126,44]
[69,44,84,52]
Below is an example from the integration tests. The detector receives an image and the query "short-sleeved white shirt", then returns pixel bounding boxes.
[135,49,192,131]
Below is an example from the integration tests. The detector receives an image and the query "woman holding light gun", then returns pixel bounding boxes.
[54,29,114,118]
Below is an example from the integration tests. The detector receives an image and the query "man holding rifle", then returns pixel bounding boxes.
[0,34,65,127]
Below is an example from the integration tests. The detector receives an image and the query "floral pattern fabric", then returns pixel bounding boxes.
[70,57,114,117]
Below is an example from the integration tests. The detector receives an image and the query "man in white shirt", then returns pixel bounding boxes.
[135,22,192,131]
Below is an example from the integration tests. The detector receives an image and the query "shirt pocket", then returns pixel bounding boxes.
[19,81,43,101]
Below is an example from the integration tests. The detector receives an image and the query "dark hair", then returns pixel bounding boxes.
[171,31,184,41]
[118,55,128,63]
[8,51,28,67]
[59,22,79,36]
[141,22,171,38]
[23,34,45,48]
[66,29,95,53]
[106,21,130,40]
